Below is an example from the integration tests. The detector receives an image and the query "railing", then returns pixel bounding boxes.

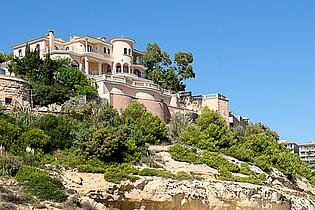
[100,74,172,96]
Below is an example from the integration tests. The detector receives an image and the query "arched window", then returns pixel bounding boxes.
[134,69,141,77]
[87,45,93,52]
[123,63,129,73]
[72,60,79,69]
[53,45,59,50]
[107,49,110,54]
[35,44,40,52]
[116,63,121,73]
[104,47,106,53]
[107,66,111,73]
[124,48,127,55]
[18,49,22,57]
[128,48,131,55]
[65,47,70,51]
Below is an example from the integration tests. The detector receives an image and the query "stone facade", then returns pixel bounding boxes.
[0,75,32,109]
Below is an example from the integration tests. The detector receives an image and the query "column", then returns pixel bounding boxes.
[84,57,89,75]
[98,62,102,75]
[79,62,83,71]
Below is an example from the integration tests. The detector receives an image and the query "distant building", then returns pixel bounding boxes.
[172,91,234,124]
[299,142,315,168]
[279,140,299,154]
[229,113,250,128]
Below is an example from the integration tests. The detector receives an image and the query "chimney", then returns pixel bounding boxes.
[48,30,55,52]
[101,36,107,42]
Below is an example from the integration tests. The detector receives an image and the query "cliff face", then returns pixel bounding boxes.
[60,145,315,210]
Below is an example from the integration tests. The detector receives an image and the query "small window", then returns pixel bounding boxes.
[87,45,93,52]
[5,98,12,105]
[35,44,40,51]
[104,47,106,53]
[124,48,127,55]
[18,49,22,57]
[107,49,110,54]
[0,68,5,75]
[128,48,131,55]
[65,47,70,51]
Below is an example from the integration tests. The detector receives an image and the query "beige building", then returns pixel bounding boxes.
[171,92,231,124]
[299,142,315,168]
[11,30,172,121]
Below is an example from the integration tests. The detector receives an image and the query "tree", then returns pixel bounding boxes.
[122,102,168,144]
[143,43,195,92]
[34,114,73,150]
[81,126,126,162]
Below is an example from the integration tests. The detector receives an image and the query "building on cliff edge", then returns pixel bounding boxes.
[9,30,247,125]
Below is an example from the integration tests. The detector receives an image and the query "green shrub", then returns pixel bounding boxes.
[18,128,49,155]
[15,166,48,182]
[176,171,193,180]
[239,163,251,175]
[0,153,22,176]
[138,168,175,178]
[25,175,67,202]
[104,164,139,183]
[169,144,202,164]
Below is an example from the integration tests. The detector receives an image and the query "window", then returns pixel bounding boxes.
[72,60,79,69]
[107,49,110,54]
[116,63,121,73]
[53,45,59,50]
[128,48,131,55]
[124,48,127,55]
[107,66,111,73]
[134,69,141,77]
[35,44,40,51]
[104,47,106,53]
[123,63,129,73]
[18,49,22,57]
[87,45,93,52]
[5,98,12,105]
[65,47,70,51]
[0,68,5,75]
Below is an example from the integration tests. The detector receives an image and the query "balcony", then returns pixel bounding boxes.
[94,74,172,96]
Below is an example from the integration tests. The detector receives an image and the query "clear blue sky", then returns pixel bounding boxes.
[1,0,315,143]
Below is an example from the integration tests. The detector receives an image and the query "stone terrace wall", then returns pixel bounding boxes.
[0,75,32,109]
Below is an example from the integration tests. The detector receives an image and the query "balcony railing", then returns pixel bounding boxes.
[98,74,172,96]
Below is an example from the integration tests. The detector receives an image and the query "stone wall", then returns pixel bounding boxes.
[0,75,32,109]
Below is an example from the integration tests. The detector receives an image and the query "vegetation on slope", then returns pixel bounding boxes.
[9,44,97,106]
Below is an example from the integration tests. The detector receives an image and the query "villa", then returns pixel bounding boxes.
[10,30,244,124]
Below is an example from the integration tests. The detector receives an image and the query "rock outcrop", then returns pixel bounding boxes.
[60,145,315,210]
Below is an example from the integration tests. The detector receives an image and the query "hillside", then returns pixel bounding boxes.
[1,99,315,209]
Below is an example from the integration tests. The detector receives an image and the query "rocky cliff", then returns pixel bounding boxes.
[59,145,315,210]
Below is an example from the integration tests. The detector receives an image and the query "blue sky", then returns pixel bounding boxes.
[1,0,315,143]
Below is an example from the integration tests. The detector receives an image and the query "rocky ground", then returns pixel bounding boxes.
[1,145,315,210]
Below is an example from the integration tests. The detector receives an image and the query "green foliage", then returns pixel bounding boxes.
[103,164,139,183]
[0,153,22,176]
[143,43,195,91]
[0,120,21,153]
[15,165,48,182]
[26,175,67,202]
[138,168,175,179]
[18,128,49,155]
[11,46,97,106]
[81,126,126,162]
[34,114,73,150]
[168,112,192,139]
[176,171,193,180]
[0,52,13,63]
[122,101,168,145]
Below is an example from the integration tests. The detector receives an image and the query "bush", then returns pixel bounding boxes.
[34,114,74,150]
[104,164,139,183]
[0,153,22,176]
[176,171,193,180]
[18,128,49,155]
[138,168,175,178]
[25,175,67,202]
[15,166,48,182]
